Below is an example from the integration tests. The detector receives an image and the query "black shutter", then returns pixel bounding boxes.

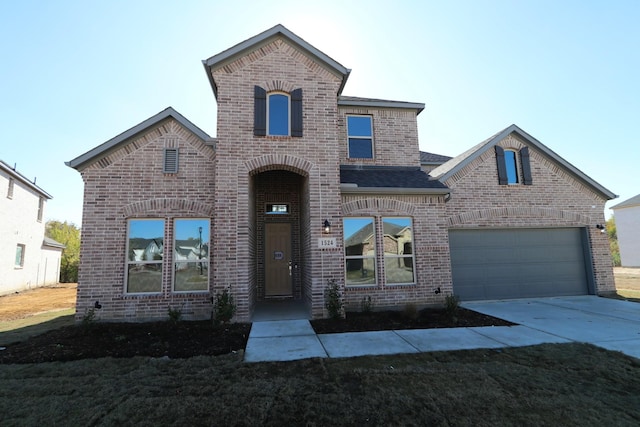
[254,86,266,136]
[495,146,507,185]
[520,146,533,185]
[291,88,303,137]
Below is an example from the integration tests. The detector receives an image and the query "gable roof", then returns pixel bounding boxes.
[0,159,52,199]
[203,24,351,99]
[420,151,452,165]
[429,124,617,200]
[338,96,425,115]
[43,236,65,249]
[340,165,449,195]
[66,107,212,171]
[611,193,640,209]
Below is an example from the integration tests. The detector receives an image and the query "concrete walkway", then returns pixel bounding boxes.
[244,296,640,363]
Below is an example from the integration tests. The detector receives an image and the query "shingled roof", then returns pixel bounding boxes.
[340,165,449,194]
[611,193,640,209]
[419,151,452,164]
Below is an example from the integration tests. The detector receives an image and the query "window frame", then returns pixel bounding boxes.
[347,115,374,159]
[267,91,291,136]
[382,217,416,286]
[125,218,165,294]
[15,243,25,268]
[172,218,210,293]
[343,217,378,287]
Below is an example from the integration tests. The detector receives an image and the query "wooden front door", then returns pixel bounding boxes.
[265,223,292,296]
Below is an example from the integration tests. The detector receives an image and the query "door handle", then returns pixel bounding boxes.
[288,260,292,276]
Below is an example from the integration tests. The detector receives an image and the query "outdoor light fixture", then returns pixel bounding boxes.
[596,224,606,233]
[323,219,331,234]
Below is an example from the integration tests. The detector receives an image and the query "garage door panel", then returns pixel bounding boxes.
[449,228,589,301]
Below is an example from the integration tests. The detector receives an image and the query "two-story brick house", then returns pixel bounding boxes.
[67,25,616,322]
[1,160,64,295]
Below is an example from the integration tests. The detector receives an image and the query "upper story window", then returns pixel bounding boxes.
[254,86,303,137]
[347,115,373,159]
[15,244,25,268]
[7,178,14,199]
[495,146,532,186]
[268,93,290,136]
[37,197,44,222]
[504,150,519,184]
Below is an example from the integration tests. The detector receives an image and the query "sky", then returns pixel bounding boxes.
[2,0,638,226]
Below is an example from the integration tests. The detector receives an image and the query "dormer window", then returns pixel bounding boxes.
[268,93,290,136]
[254,86,303,137]
[495,146,533,186]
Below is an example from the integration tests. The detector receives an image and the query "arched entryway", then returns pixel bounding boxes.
[251,169,309,320]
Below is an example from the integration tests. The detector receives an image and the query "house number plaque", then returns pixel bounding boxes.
[318,237,336,249]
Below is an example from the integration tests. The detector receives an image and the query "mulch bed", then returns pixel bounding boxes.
[0,307,514,364]
[311,307,515,334]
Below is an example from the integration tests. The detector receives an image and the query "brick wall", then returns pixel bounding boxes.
[340,194,452,311]
[442,134,615,294]
[76,119,216,321]
[211,37,345,320]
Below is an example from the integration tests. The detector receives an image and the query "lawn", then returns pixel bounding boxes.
[1,343,639,425]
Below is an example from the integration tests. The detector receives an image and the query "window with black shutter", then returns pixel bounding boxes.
[520,146,533,185]
[495,146,508,185]
[254,86,302,137]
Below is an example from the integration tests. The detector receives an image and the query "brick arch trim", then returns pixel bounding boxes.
[342,198,417,216]
[447,207,592,227]
[245,154,314,177]
[122,198,215,218]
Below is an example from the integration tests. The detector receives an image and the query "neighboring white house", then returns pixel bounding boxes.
[0,160,64,295]
[612,194,640,267]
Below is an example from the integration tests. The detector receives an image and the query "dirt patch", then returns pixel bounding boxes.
[614,267,640,291]
[0,283,77,321]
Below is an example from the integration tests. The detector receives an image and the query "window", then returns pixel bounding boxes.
[173,219,209,292]
[37,197,44,222]
[126,219,164,293]
[254,86,303,137]
[347,115,373,158]
[268,93,290,136]
[7,178,14,199]
[343,217,377,286]
[504,150,518,184]
[15,244,25,267]
[382,217,415,285]
[266,204,289,214]
[163,148,178,173]
[495,146,533,185]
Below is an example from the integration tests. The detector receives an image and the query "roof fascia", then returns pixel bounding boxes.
[338,98,425,115]
[66,107,211,171]
[202,25,350,99]
[0,160,53,199]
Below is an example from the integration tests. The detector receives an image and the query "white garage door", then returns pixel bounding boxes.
[449,228,591,301]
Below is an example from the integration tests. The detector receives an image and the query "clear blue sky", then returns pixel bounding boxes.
[2,0,638,226]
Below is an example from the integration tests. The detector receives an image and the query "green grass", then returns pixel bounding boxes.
[1,343,639,425]
[0,310,75,346]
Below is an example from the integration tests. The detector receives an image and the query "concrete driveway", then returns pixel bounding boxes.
[463,296,640,359]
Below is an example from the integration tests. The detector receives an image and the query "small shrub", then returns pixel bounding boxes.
[445,294,460,323]
[213,289,236,325]
[403,302,418,320]
[81,308,96,330]
[361,296,373,314]
[445,294,460,313]
[167,306,182,324]
[324,279,344,319]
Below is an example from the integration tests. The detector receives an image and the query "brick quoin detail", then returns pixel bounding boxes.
[342,198,417,216]
[245,154,314,177]
[122,198,215,218]
[447,207,592,227]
